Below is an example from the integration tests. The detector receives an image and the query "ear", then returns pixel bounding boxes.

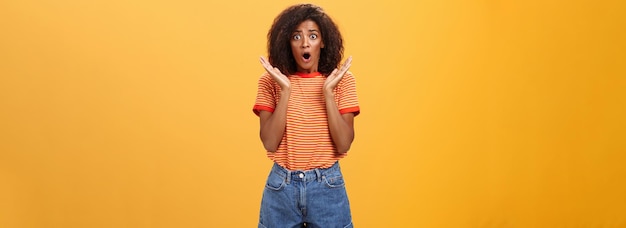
[321,41,325,49]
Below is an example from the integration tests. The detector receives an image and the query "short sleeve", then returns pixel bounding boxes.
[253,73,277,116]
[336,71,360,116]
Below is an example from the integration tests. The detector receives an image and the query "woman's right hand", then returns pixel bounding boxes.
[260,56,290,90]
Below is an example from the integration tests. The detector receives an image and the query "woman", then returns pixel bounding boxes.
[253,4,360,228]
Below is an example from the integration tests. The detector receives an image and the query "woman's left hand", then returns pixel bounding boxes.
[323,56,352,95]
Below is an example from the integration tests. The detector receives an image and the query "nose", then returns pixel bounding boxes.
[301,36,310,48]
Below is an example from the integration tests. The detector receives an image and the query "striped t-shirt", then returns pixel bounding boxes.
[253,71,360,170]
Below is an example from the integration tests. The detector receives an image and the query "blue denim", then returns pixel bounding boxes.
[259,162,353,228]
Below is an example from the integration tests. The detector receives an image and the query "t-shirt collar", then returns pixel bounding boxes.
[294,71,322,78]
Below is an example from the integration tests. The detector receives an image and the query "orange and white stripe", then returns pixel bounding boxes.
[253,71,360,170]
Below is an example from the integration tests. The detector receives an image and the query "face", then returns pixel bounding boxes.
[290,19,324,73]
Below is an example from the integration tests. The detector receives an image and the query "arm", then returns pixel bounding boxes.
[258,56,291,152]
[323,56,355,154]
[259,88,290,152]
[324,95,355,154]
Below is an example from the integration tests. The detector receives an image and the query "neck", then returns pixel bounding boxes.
[297,66,318,73]
[294,71,322,77]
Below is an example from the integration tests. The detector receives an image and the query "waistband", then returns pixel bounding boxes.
[271,162,341,183]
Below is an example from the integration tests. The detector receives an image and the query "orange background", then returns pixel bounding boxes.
[1,0,625,227]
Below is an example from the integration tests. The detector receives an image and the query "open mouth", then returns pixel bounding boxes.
[303,53,311,60]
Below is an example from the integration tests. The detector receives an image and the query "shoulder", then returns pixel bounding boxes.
[258,72,271,80]
[257,72,275,85]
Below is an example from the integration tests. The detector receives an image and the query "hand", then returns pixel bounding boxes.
[260,56,290,90]
[323,56,352,94]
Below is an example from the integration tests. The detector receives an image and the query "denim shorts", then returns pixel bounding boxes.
[259,162,353,228]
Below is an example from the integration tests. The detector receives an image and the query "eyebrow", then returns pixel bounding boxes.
[293,29,319,33]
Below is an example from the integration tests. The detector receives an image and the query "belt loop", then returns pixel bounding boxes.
[315,168,321,182]
[286,169,291,184]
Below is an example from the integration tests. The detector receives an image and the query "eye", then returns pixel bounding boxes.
[309,34,318,39]
[293,34,301,40]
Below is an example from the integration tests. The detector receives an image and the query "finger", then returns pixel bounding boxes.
[337,68,350,80]
[336,56,352,76]
[260,56,267,66]
[329,68,343,84]
[343,56,353,68]
[273,67,281,75]
[338,65,350,77]
[261,56,272,66]
[260,57,269,69]
[260,56,269,64]
[338,56,352,70]
[260,57,276,73]
[329,68,339,78]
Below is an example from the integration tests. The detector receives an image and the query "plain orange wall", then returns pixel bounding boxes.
[1,0,625,227]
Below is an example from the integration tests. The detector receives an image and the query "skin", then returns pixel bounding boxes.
[259,19,355,154]
[290,20,324,73]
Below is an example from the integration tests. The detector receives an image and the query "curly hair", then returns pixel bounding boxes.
[267,4,344,76]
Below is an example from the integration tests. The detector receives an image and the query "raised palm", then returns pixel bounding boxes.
[260,56,290,90]
[323,56,352,93]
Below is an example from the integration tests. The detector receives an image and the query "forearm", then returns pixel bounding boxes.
[260,89,291,152]
[324,93,355,154]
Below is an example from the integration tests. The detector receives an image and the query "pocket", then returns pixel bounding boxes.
[265,171,286,191]
[323,174,346,188]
